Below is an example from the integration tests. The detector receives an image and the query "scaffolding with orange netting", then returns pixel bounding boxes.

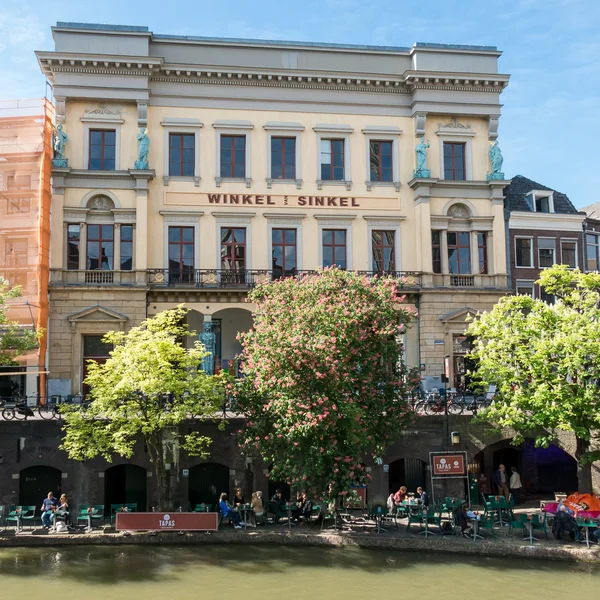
[0,98,54,401]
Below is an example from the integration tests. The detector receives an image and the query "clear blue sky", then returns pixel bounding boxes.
[1,0,597,208]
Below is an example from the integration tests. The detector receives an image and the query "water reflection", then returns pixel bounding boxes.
[0,545,598,597]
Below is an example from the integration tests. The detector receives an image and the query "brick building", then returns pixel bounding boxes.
[504,175,585,300]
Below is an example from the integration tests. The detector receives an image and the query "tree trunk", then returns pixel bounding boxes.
[575,437,593,494]
[147,432,174,512]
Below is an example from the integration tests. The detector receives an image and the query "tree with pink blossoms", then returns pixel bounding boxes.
[233,267,417,501]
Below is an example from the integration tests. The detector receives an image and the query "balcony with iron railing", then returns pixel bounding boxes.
[49,268,422,289]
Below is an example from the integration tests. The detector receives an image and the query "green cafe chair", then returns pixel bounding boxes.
[406,508,424,533]
[507,512,528,537]
[478,513,496,537]
[77,505,105,530]
[110,503,137,526]
[6,505,25,532]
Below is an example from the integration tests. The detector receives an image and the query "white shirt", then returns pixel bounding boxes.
[510,472,522,489]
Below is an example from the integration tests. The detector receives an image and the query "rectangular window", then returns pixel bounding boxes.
[516,281,534,298]
[538,238,556,268]
[89,129,116,170]
[322,229,347,269]
[271,137,296,180]
[82,334,113,397]
[4,239,27,267]
[86,225,114,271]
[369,140,393,182]
[447,231,471,274]
[371,230,395,272]
[560,240,577,268]
[7,198,30,214]
[478,232,488,274]
[539,289,555,304]
[443,142,466,181]
[221,227,246,271]
[120,225,133,271]
[272,228,297,277]
[169,133,195,176]
[67,224,80,270]
[220,135,246,178]
[320,139,345,181]
[587,233,599,271]
[536,196,551,213]
[168,226,195,283]
[515,238,533,268]
[432,231,442,274]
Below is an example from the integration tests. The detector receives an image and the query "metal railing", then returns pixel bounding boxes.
[147,269,422,289]
[50,268,422,289]
[450,275,475,287]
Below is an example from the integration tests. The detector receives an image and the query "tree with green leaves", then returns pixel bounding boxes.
[60,307,226,510]
[0,276,41,368]
[467,265,600,492]
[233,268,416,502]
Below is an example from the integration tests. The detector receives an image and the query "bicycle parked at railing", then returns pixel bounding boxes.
[1,395,35,420]
[415,389,464,415]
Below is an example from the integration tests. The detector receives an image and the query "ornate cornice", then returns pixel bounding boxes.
[37,52,509,94]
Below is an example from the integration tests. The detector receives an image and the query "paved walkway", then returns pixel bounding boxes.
[1,514,598,563]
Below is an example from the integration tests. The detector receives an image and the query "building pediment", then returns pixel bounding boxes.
[67,305,128,325]
[439,307,479,323]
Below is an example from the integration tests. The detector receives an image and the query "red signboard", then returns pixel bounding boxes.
[116,512,219,532]
[431,454,466,476]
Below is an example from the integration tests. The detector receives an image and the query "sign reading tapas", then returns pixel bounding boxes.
[165,192,401,211]
[431,454,466,476]
[115,512,219,532]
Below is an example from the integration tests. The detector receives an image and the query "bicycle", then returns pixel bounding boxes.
[38,402,60,420]
[416,392,464,415]
[2,401,35,420]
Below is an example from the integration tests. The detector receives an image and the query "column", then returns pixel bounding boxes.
[440,230,449,274]
[470,230,479,275]
[113,223,121,271]
[130,171,154,284]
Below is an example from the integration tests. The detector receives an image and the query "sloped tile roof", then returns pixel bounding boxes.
[503,175,578,214]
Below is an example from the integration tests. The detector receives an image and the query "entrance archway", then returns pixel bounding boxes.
[19,466,61,511]
[188,462,230,508]
[474,438,578,495]
[388,458,427,494]
[104,464,147,513]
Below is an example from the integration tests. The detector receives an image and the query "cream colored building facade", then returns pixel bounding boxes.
[37,23,510,395]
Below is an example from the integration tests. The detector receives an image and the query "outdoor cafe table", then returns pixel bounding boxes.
[577,520,598,549]
[487,497,511,527]
[239,504,253,530]
[523,515,539,545]
[469,518,483,541]
[283,503,298,530]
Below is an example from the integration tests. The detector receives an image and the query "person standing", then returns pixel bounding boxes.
[493,464,510,501]
[509,466,523,504]
[40,491,58,529]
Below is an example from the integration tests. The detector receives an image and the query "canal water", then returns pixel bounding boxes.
[0,545,598,599]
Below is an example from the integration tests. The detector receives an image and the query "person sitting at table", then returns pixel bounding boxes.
[552,504,578,541]
[250,491,264,527]
[40,491,59,529]
[393,486,408,505]
[455,501,472,538]
[386,492,396,513]
[271,489,285,515]
[56,493,71,528]
[233,487,245,507]
[416,487,429,508]
[493,464,510,502]
[296,491,313,526]
[218,493,244,529]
